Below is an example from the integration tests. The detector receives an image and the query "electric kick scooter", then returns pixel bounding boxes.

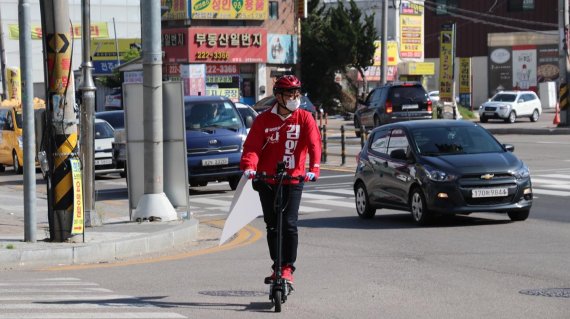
[256,162,302,313]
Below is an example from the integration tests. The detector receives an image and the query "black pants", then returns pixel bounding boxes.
[255,181,304,270]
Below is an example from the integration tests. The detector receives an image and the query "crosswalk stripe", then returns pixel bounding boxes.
[190,198,233,206]
[302,193,341,200]
[533,188,570,196]
[0,313,185,319]
[305,199,356,208]
[0,288,111,293]
[316,189,354,196]
[299,205,328,212]
[0,282,98,286]
[534,174,570,179]
[532,178,570,185]
[0,294,131,301]
[0,303,158,310]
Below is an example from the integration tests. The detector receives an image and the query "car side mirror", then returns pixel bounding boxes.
[390,149,408,161]
[503,144,515,152]
[245,116,253,128]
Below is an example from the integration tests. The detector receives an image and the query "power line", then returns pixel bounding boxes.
[423,2,556,34]
[423,0,558,28]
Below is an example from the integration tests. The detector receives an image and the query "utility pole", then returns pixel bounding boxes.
[132,1,177,222]
[80,0,100,226]
[0,8,8,100]
[19,0,36,242]
[563,0,570,126]
[380,0,388,85]
[41,0,80,242]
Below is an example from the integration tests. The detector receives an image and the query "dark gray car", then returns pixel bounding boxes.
[354,82,433,137]
[354,120,533,225]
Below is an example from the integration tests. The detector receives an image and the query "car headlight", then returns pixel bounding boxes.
[512,164,530,179]
[424,165,457,182]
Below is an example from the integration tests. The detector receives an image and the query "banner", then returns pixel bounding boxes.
[6,67,21,101]
[161,0,191,20]
[90,38,142,74]
[190,0,268,20]
[71,158,84,235]
[8,23,109,40]
[438,23,455,102]
[267,34,298,64]
[181,64,207,96]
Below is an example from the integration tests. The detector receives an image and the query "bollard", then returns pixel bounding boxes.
[360,126,365,148]
[321,124,327,163]
[325,113,328,125]
[340,125,346,166]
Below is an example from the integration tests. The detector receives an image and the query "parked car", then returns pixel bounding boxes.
[185,96,247,190]
[94,118,123,175]
[253,95,317,117]
[353,120,533,225]
[428,90,440,103]
[478,90,541,123]
[95,110,126,177]
[234,102,258,134]
[354,82,433,137]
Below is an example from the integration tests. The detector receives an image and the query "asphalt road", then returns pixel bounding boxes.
[0,134,569,318]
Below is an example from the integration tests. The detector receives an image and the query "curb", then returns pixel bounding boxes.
[0,219,198,270]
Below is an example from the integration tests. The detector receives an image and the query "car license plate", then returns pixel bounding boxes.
[472,188,508,198]
[202,158,228,166]
[485,112,495,116]
[402,104,419,110]
[95,158,112,166]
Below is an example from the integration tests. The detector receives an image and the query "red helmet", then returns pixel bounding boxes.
[273,75,301,94]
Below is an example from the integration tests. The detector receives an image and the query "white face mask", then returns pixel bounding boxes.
[285,98,301,111]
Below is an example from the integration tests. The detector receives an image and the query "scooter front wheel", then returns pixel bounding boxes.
[272,289,282,312]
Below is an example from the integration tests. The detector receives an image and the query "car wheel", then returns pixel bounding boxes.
[530,109,539,122]
[0,164,5,173]
[120,165,127,178]
[409,187,431,225]
[354,118,362,137]
[228,176,240,190]
[479,116,488,123]
[508,209,530,221]
[13,152,22,174]
[354,182,375,219]
[505,111,516,123]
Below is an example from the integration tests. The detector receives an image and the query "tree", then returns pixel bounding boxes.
[300,0,377,113]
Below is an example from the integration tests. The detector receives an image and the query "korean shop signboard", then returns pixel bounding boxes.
[190,0,268,20]
[399,0,424,60]
[189,27,267,63]
[90,38,142,75]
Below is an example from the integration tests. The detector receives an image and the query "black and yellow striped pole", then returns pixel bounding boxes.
[559,82,568,127]
[42,0,78,242]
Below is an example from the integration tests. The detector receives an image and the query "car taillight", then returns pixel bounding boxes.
[427,99,432,112]
[386,101,393,113]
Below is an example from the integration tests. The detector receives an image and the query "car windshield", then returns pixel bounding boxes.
[491,93,517,102]
[96,112,124,129]
[95,121,115,139]
[411,126,504,155]
[185,101,243,131]
[15,112,23,129]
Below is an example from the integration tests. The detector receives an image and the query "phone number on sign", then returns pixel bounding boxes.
[195,52,229,61]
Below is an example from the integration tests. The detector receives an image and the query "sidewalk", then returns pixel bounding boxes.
[1,107,567,270]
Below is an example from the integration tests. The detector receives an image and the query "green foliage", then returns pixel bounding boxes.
[301,0,377,114]
[458,105,477,119]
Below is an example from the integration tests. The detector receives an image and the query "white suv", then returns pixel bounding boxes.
[479,91,542,123]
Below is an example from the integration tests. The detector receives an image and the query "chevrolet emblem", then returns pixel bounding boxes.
[481,173,494,180]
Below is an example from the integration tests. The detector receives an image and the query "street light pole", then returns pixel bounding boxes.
[80,0,100,226]
[380,0,388,85]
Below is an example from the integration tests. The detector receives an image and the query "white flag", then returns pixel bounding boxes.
[219,175,263,245]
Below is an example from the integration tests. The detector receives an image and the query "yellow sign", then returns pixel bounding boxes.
[206,87,240,101]
[6,67,21,101]
[71,158,84,235]
[399,1,424,60]
[191,0,268,20]
[459,58,471,94]
[438,24,455,102]
[91,39,142,61]
[161,0,190,20]
[8,23,109,40]
[407,62,435,75]
[373,41,399,66]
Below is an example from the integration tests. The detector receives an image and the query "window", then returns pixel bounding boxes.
[508,0,534,11]
[435,0,458,15]
[387,129,409,158]
[269,1,279,20]
[369,129,390,155]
